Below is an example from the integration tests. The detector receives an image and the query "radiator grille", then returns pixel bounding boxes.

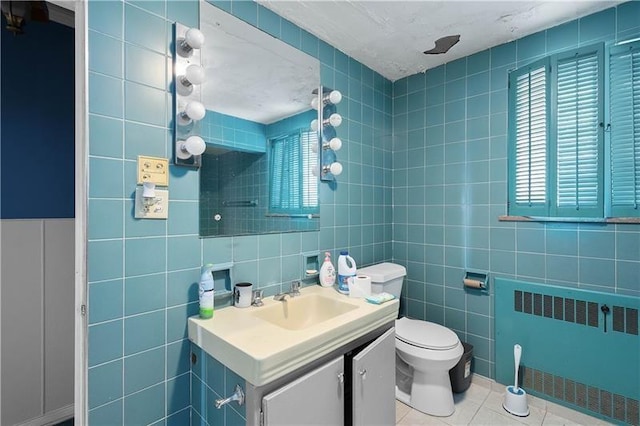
[508,287,639,425]
[513,290,640,335]
[521,367,640,425]
[588,302,599,327]
[614,306,625,332]
[629,308,639,335]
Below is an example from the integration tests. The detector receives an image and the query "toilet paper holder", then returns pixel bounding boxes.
[463,271,488,290]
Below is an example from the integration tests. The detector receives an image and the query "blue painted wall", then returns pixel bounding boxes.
[392,2,640,379]
[1,17,74,219]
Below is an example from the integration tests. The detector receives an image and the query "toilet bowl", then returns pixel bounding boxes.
[357,262,464,417]
[395,317,463,416]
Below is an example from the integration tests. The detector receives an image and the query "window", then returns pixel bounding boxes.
[268,129,319,216]
[508,41,640,220]
[609,42,640,217]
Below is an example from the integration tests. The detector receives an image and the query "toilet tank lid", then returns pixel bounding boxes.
[395,317,460,350]
[357,262,406,283]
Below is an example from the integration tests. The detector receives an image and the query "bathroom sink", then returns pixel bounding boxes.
[188,285,399,386]
[252,293,358,330]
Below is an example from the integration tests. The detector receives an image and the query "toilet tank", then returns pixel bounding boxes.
[357,262,406,297]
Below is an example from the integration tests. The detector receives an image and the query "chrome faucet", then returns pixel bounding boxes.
[290,280,301,296]
[252,289,264,307]
[274,281,301,301]
[273,293,289,302]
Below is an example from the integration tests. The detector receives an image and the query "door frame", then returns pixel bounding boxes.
[74,1,88,424]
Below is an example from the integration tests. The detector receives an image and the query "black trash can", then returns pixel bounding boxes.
[449,342,473,393]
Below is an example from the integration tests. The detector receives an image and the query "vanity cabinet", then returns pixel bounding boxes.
[351,328,396,426]
[257,327,395,426]
[262,356,344,425]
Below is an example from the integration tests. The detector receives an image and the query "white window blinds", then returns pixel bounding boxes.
[554,49,603,216]
[508,45,608,219]
[609,42,640,216]
[269,130,318,215]
[509,59,549,216]
[516,66,548,205]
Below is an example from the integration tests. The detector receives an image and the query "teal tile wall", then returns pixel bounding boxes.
[87,0,392,425]
[392,3,640,379]
[200,110,266,153]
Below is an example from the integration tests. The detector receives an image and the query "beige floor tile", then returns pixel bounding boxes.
[454,383,491,406]
[470,375,493,390]
[469,406,528,425]
[543,402,614,426]
[541,412,583,426]
[528,393,550,412]
[441,400,483,426]
[397,400,412,422]
[395,374,608,426]
[397,408,450,425]
[482,390,545,426]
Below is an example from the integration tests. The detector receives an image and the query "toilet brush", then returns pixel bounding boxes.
[502,344,530,417]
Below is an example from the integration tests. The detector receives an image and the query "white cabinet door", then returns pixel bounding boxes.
[352,327,396,426]
[262,356,344,426]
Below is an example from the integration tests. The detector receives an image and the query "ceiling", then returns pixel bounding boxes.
[257,1,623,82]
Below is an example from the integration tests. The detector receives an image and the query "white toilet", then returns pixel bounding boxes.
[357,262,464,417]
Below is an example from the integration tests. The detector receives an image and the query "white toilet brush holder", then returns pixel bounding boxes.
[503,344,530,417]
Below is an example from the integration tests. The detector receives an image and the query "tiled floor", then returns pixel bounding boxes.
[396,376,613,425]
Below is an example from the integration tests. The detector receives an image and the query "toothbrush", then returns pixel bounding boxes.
[513,344,522,391]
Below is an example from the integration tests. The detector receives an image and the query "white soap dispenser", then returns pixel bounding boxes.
[319,252,336,288]
[199,264,215,319]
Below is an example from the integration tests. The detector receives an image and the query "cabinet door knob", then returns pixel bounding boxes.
[337,372,344,383]
[359,369,367,380]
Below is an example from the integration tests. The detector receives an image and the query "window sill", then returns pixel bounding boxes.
[499,215,640,224]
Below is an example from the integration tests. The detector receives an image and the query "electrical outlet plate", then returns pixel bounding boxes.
[134,187,169,219]
[137,155,169,186]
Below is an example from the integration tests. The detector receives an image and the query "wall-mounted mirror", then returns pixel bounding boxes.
[198,1,321,237]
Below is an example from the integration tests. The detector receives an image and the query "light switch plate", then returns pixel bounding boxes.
[137,155,169,186]
[134,187,169,219]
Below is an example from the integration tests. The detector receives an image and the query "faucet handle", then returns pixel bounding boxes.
[252,289,264,307]
[290,280,301,296]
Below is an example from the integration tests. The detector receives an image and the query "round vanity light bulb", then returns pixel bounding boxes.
[185,64,206,85]
[185,135,206,155]
[327,90,342,105]
[184,101,206,121]
[311,163,319,177]
[310,119,319,132]
[310,97,319,110]
[185,28,205,49]
[177,136,206,159]
[328,113,342,128]
[328,137,342,151]
[329,162,343,176]
[311,142,319,153]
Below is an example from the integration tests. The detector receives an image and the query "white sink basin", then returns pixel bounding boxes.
[188,285,399,386]
[252,293,358,330]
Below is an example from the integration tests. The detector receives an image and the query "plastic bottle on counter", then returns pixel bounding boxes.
[199,264,215,319]
[337,251,356,294]
[319,252,336,287]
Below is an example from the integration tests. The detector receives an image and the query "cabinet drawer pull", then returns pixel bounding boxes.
[359,369,367,380]
[337,372,344,383]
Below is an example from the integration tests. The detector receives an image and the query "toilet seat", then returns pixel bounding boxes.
[395,317,459,350]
